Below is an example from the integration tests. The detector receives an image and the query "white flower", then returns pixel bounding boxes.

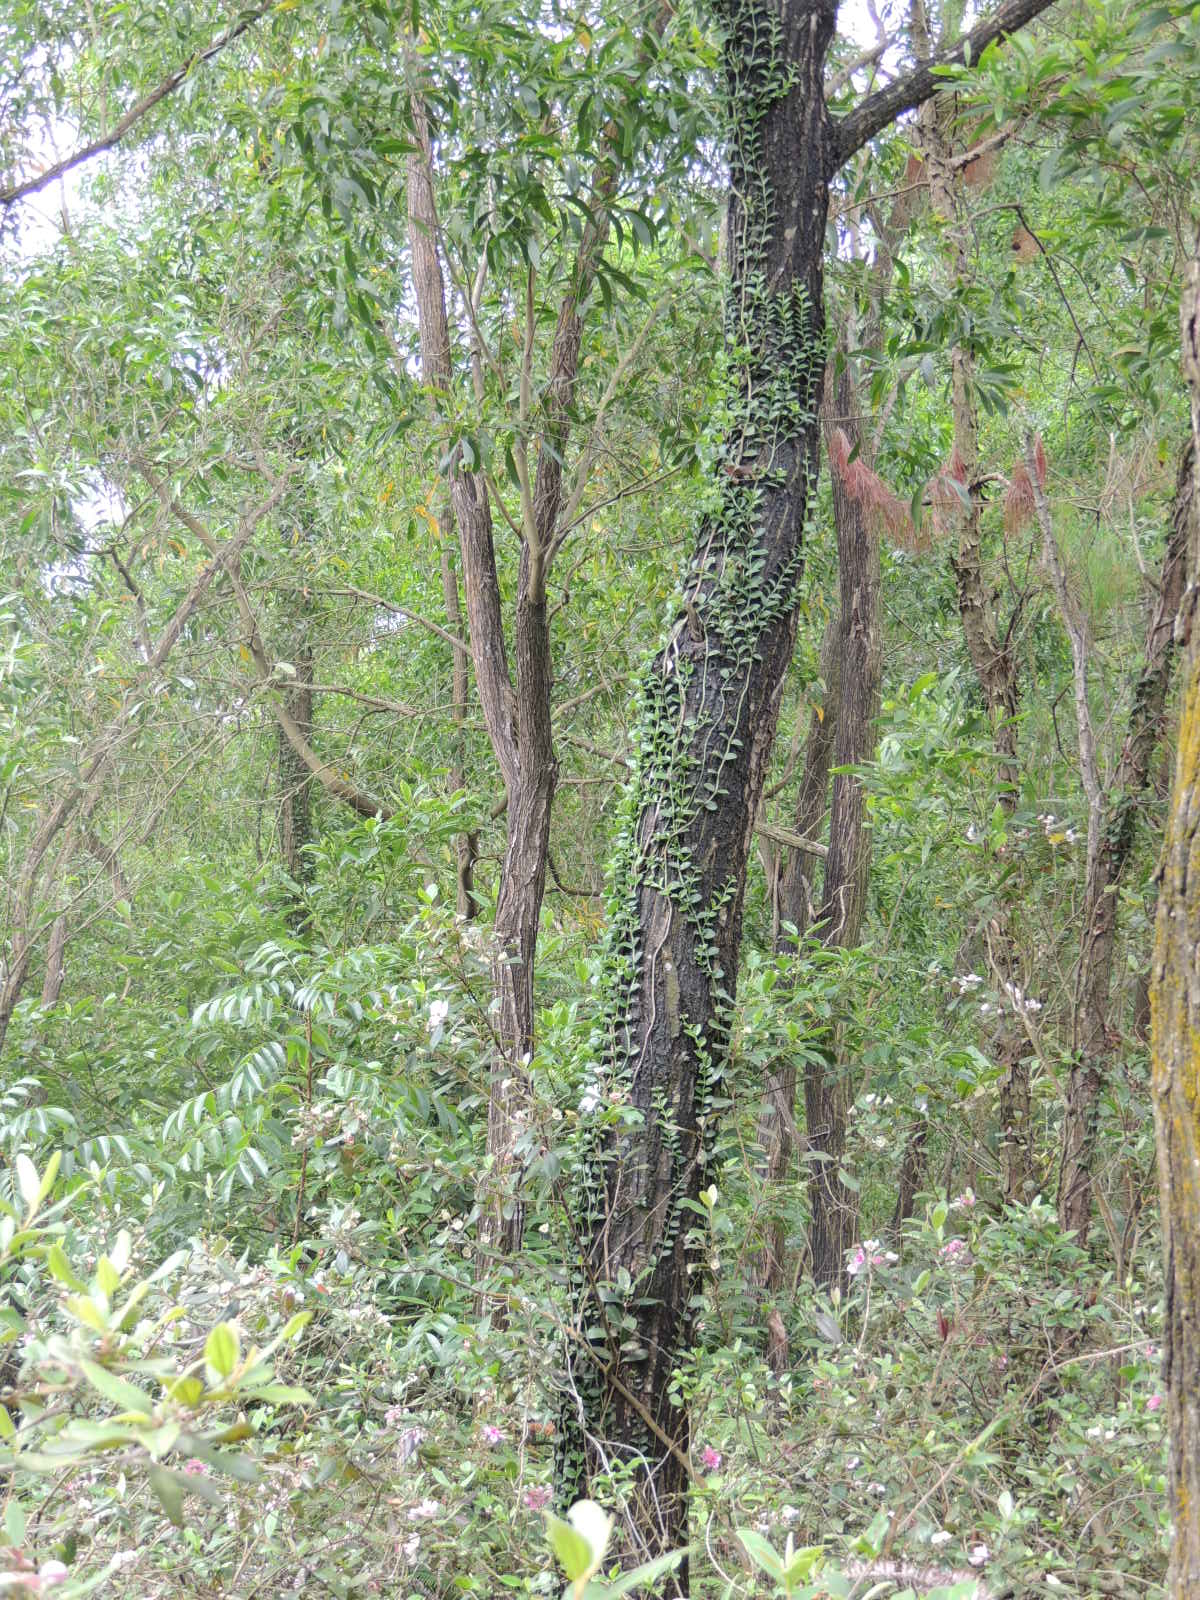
[428,999,450,1031]
[409,1498,440,1521]
[930,1530,952,1547]
[578,1085,602,1114]
[968,1544,990,1566]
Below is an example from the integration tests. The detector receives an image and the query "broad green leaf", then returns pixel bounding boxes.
[79,1359,155,1417]
[205,1322,239,1381]
[737,1529,783,1579]
[546,1511,594,1582]
[15,1153,40,1212]
[148,1464,186,1526]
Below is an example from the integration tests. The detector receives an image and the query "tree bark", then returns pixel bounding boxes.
[804,364,882,1290]
[562,3,838,1579]
[1059,443,1192,1241]
[1150,236,1200,1600]
[756,504,839,1298]
[278,640,314,895]
[439,527,480,922]
[559,3,1059,1579]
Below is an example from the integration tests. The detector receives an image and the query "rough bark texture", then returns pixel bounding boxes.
[1059,444,1193,1241]
[562,3,837,1582]
[557,3,1058,1580]
[1151,238,1200,1600]
[804,365,882,1290]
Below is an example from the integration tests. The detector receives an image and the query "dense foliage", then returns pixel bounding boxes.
[3,0,1200,1595]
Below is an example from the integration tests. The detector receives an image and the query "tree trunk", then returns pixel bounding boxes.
[557,1,1059,1577]
[439,530,480,922]
[917,56,1031,1203]
[278,640,314,899]
[1150,236,1200,1600]
[804,364,882,1289]
[1059,443,1192,1240]
[755,509,839,1297]
[562,2,838,1578]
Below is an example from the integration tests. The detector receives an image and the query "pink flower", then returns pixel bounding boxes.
[701,1446,722,1471]
[1147,1394,1164,1413]
[847,1246,867,1277]
[183,1459,209,1476]
[952,1189,976,1209]
[39,1564,69,1590]
[939,1238,970,1267]
[481,1424,504,1445]
[523,1486,552,1511]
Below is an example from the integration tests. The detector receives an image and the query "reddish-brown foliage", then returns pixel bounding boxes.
[829,427,923,550]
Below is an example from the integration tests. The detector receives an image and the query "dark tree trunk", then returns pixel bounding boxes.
[1058,443,1193,1240]
[890,1119,928,1237]
[778,606,841,941]
[1150,237,1200,1600]
[562,2,837,1580]
[558,1,1060,1581]
[39,913,68,1008]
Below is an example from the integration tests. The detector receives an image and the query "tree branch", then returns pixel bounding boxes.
[832,0,1059,166]
[0,3,271,208]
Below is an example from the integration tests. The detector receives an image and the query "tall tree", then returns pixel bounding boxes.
[1151,232,1200,1600]
[561,0,1059,1582]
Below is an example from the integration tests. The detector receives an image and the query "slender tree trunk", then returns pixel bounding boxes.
[778,612,841,941]
[563,3,838,1579]
[917,52,1031,1202]
[804,365,882,1289]
[278,640,314,897]
[439,528,480,921]
[1058,443,1192,1240]
[1150,235,1200,1600]
[39,914,68,1008]
[756,510,839,1297]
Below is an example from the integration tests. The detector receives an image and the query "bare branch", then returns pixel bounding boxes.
[833,0,1059,166]
[0,3,271,208]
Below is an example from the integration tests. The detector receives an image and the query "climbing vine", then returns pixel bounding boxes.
[556,0,833,1534]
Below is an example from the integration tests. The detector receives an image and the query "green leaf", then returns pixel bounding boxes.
[205,1322,240,1381]
[737,1529,783,1579]
[15,1153,40,1212]
[243,1383,314,1405]
[79,1358,155,1417]
[148,1464,186,1526]
[579,1549,685,1597]
[46,1241,86,1291]
[546,1511,594,1581]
